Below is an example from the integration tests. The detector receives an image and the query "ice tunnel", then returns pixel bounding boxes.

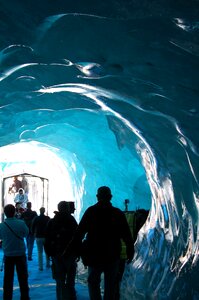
[0,1,199,299]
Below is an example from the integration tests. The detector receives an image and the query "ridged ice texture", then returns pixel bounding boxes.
[0,1,198,299]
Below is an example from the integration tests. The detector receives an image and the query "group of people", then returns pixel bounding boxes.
[0,186,135,300]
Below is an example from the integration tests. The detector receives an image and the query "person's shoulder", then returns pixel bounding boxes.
[69,214,78,223]
[42,215,50,222]
[32,215,39,221]
[63,213,75,222]
[112,205,124,215]
[16,217,26,222]
[47,217,54,226]
[68,213,75,218]
[13,218,27,226]
[112,205,122,211]
[87,203,97,211]
[82,204,96,216]
[30,210,37,217]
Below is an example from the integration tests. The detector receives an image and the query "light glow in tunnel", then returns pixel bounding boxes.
[0,1,199,299]
[0,141,85,220]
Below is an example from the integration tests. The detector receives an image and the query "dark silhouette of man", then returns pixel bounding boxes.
[0,204,30,300]
[45,201,78,300]
[74,186,134,300]
[31,207,50,270]
[21,202,37,260]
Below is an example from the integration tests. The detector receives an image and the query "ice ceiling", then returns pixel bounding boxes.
[0,1,199,299]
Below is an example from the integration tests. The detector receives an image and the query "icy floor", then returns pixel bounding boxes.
[0,244,89,299]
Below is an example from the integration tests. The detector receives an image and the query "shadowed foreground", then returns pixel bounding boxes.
[0,245,89,299]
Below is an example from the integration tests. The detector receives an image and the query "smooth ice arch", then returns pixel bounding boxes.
[0,87,152,217]
[0,1,198,299]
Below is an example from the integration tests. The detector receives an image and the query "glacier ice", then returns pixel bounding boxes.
[0,1,198,299]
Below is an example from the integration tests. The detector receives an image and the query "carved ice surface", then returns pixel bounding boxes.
[0,1,198,299]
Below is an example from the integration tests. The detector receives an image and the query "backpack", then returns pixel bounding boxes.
[44,214,77,257]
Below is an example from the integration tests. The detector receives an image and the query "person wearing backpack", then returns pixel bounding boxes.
[44,201,78,300]
[0,204,30,300]
[71,186,134,300]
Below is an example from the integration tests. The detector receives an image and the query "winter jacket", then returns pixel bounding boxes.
[21,209,37,232]
[44,211,78,257]
[75,201,134,266]
[0,217,29,256]
[31,214,50,238]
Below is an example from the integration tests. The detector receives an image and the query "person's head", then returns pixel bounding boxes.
[18,188,24,195]
[15,202,21,209]
[4,204,16,218]
[66,202,75,214]
[14,176,20,182]
[96,186,112,202]
[40,207,45,214]
[27,202,32,209]
[58,201,68,213]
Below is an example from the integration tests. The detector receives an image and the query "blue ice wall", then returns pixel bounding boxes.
[0,1,199,299]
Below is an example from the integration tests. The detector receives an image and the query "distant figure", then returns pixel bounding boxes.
[8,176,22,195]
[31,207,50,270]
[0,204,30,300]
[45,201,78,300]
[72,186,134,300]
[15,202,25,219]
[21,202,37,261]
[21,175,29,194]
[14,188,28,209]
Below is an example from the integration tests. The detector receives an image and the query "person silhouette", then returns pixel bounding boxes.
[71,186,134,300]
[31,207,50,270]
[8,176,22,195]
[0,204,30,299]
[14,188,28,209]
[21,202,37,260]
[45,201,78,300]
[21,175,29,194]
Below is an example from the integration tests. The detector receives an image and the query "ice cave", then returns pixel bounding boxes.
[0,1,198,299]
